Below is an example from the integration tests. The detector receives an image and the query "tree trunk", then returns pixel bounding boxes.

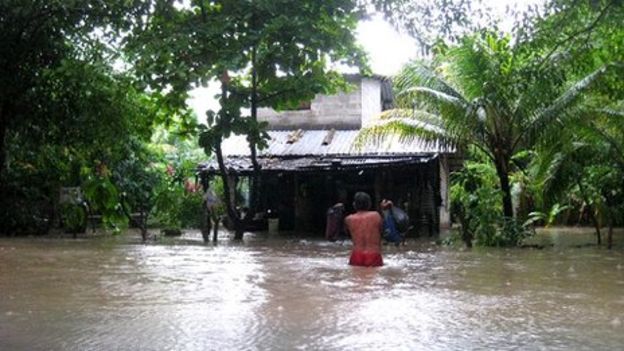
[215,139,244,240]
[577,180,601,245]
[607,216,613,250]
[121,201,148,241]
[140,210,148,242]
[459,213,473,248]
[0,104,7,180]
[590,208,601,245]
[494,156,514,219]
[247,44,262,225]
[218,78,246,240]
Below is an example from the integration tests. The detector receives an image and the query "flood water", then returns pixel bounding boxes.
[1,228,624,351]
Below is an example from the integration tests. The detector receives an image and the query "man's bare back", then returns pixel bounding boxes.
[344,192,383,267]
[345,211,383,253]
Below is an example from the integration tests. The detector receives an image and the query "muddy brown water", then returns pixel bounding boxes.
[1,228,624,351]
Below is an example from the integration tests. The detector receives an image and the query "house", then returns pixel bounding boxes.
[198,75,458,235]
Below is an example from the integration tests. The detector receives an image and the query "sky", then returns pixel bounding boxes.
[356,15,417,76]
[355,0,545,76]
[187,0,543,121]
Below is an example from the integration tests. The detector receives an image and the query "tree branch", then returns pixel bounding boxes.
[256,87,296,104]
[537,0,615,69]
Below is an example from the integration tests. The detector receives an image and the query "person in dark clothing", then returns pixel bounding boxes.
[325,202,346,241]
[380,199,407,246]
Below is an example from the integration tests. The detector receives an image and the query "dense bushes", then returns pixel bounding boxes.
[0,128,209,237]
[450,158,534,247]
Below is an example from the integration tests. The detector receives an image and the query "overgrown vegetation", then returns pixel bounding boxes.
[450,155,534,247]
[126,0,368,240]
[1,0,622,249]
[362,0,624,247]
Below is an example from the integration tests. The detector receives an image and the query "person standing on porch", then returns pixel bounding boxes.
[344,192,383,267]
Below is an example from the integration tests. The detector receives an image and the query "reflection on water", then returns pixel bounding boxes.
[1,228,623,351]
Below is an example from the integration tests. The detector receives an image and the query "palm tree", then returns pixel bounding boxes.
[572,102,624,248]
[510,99,624,247]
[361,32,621,218]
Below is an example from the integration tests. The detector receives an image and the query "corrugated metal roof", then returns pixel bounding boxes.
[198,155,436,174]
[220,129,451,157]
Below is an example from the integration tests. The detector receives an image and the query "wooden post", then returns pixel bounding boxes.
[374,170,383,209]
[294,174,301,231]
[439,155,451,229]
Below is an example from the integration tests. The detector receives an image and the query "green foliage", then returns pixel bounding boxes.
[60,203,87,234]
[127,0,367,114]
[152,166,203,230]
[0,64,163,235]
[520,97,624,229]
[579,164,624,223]
[113,148,162,217]
[153,180,185,230]
[450,156,533,247]
[526,203,571,228]
[81,165,127,234]
[149,130,206,230]
[450,159,500,245]
[0,1,149,171]
[0,167,54,235]
[367,0,624,236]
[179,192,204,229]
[129,0,369,159]
[369,0,498,54]
[127,0,368,239]
[362,24,622,219]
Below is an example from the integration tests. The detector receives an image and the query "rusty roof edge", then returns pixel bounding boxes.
[214,152,442,159]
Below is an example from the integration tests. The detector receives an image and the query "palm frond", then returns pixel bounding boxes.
[586,122,624,166]
[513,62,622,151]
[398,86,467,109]
[394,61,465,101]
[445,35,504,100]
[377,108,445,128]
[595,107,624,118]
[355,118,452,151]
[540,65,612,119]
[528,139,588,209]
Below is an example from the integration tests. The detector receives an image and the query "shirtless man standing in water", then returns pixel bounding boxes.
[344,192,383,267]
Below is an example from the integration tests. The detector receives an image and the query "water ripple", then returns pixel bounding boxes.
[1,232,624,350]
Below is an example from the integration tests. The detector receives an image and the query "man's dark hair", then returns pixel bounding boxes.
[353,192,372,211]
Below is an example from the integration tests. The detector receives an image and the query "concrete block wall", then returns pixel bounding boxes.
[257,76,382,130]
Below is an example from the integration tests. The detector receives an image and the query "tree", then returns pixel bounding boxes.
[360,29,622,220]
[570,103,624,248]
[512,0,624,245]
[127,0,368,240]
[367,0,500,55]
[0,2,215,236]
[0,0,147,178]
[449,151,534,247]
[112,141,162,241]
[0,52,164,235]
